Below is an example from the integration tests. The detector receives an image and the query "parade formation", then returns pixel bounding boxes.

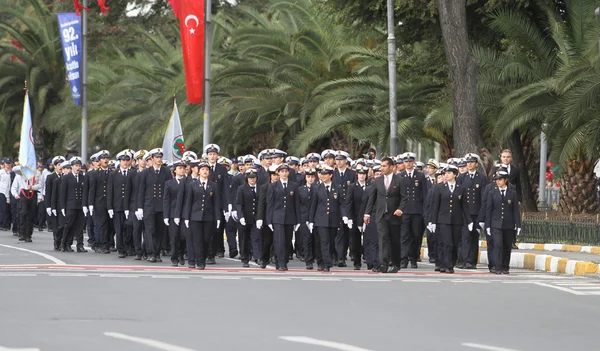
[0,146,522,275]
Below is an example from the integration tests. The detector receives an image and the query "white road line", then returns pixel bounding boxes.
[0,244,66,265]
[462,342,524,351]
[252,277,291,280]
[0,345,40,351]
[150,276,190,279]
[533,282,585,295]
[351,279,391,282]
[201,276,241,280]
[554,282,596,286]
[104,332,197,351]
[569,286,600,290]
[99,274,139,278]
[301,278,341,281]
[279,336,373,351]
[401,279,440,283]
[0,273,37,277]
[49,273,88,277]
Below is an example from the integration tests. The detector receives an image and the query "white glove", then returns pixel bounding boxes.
[307,222,314,233]
[163,218,169,226]
[232,211,238,221]
[479,222,485,229]
[268,224,274,231]
[108,209,114,218]
[185,220,189,228]
[83,207,88,216]
[430,223,436,233]
[224,211,230,222]
[174,218,180,226]
[46,208,52,216]
[124,210,129,219]
[52,209,57,216]
[61,209,65,217]
[347,219,353,229]
[136,208,143,220]
[256,220,263,229]
[486,228,491,235]
[517,228,521,236]
[342,216,348,224]
[468,222,473,231]
[239,217,246,226]
[294,223,300,232]
[89,206,94,216]
[216,220,220,228]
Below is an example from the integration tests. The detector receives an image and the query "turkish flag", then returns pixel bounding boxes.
[178,0,205,104]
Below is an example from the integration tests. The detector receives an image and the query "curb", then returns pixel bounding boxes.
[477,240,600,254]
[419,247,600,276]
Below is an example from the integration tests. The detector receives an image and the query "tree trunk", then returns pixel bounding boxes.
[558,159,598,214]
[507,130,537,212]
[437,0,482,156]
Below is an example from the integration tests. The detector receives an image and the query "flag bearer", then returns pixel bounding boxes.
[11,166,41,242]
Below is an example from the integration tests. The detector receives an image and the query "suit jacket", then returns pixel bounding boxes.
[86,168,110,209]
[107,169,131,212]
[333,168,357,202]
[182,180,219,222]
[163,177,185,219]
[236,183,259,223]
[507,164,522,202]
[45,172,58,210]
[137,166,172,213]
[257,167,270,187]
[398,170,428,215]
[308,182,341,228]
[485,186,521,230]
[457,171,487,216]
[267,180,301,225]
[364,173,405,225]
[423,185,436,223]
[60,172,86,210]
[343,182,367,226]
[298,183,315,223]
[359,184,376,221]
[430,182,470,225]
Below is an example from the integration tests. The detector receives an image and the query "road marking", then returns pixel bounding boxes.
[279,336,373,351]
[533,282,585,295]
[150,275,190,279]
[0,346,40,351]
[252,277,291,280]
[201,276,241,280]
[569,286,600,290]
[0,244,65,265]
[301,278,341,281]
[462,342,524,351]
[49,273,88,277]
[351,279,391,282]
[0,273,37,277]
[104,332,197,351]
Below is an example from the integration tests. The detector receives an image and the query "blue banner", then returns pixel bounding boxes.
[58,13,82,106]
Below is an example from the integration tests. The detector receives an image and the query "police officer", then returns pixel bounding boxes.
[343,167,368,270]
[236,169,260,267]
[485,169,521,274]
[86,150,111,254]
[60,157,87,252]
[108,150,132,258]
[163,160,187,266]
[136,148,172,263]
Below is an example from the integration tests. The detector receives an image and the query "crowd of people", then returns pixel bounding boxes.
[0,145,522,274]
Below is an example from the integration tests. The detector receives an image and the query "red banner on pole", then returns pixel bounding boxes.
[177,0,205,104]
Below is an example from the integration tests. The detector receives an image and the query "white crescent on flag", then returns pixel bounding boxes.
[184,15,199,28]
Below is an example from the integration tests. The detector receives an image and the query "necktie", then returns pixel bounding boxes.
[470,174,474,179]
[384,175,389,190]
[341,172,344,178]
[156,168,159,175]
[75,175,78,183]
[283,182,287,192]
[211,166,214,173]
[201,182,205,190]
[450,185,454,193]
[408,173,412,179]
[123,170,127,177]
[501,189,505,198]
[251,186,255,194]
[326,185,330,194]
[193,178,199,182]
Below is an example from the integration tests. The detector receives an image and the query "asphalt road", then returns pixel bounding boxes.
[1,230,599,351]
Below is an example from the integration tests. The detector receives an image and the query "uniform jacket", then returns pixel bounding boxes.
[60,172,86,210]
[477,182,514,223]
[484,186,521,230]
[308,182,341,228]
[364,173,405,225]
[128,167,143,212]
[107,169,131,212]
[343,181,367,226]
[137,165,172,213]
[398,169,428,215]
[256,182,271,221]
[208,163,227,210]
[51,175,63,211]
[45,172,58,209]
[333,168,357,202]
[236,183,259,223]
[267,180,301,225]
[298,183,315,223]
[163,177,186,219]
[457,171,487,216]
[86,168,110,209]
[430,182,470,225]
[182,180,219,222]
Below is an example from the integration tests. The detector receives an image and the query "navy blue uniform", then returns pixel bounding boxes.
[236,183,260,264]
[485,186,521,273]
[182,179,219,267]
[398,170,428,265]
[267,180,301,269]
[308,182,341,270]
[457,171,487,267]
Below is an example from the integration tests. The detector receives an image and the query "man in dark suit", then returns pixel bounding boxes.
[136,148,172,263]
[60,157,87,252]
[500,149,521,249]
[333,150,356,266]
[129,150,148,260]
[398,152,428,269]
[364,157,405,273]
[108,151,132,258]
[51,161,69,250]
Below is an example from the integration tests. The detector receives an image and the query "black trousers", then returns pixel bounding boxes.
[335,223,350,261]
[209,212,226,257]
[461,214,480,265]
[18,195,36,239]
[484,227,494,270]
[63,209,85,249]
[189,221,213,265]
[0,193,7,229]
[293,223,304,257]
[438,224,462,270]
[86,212,95,247]
[113,212,132,254]
[316,226,337,268]
[349,226,362,266]
[10,195,19,233]
[132,214,144,255]
[54,211,65,249]
[401,214,422,263]
[363,221,379,267]
[261,225,274,264]
[273,224,293,268]
[300,224,317,265]
[426,229,437,261]
[377,220,401,268]
[168,218,185,261]
[238,222,253,263]
[225,217,238,253]
[143,211,165,256]
[36,200,46,229]
[491,228,514,271]
[93,209,109,249]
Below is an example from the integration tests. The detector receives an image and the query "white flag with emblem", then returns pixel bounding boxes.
[18,92,37,180]
[162,99,185,164]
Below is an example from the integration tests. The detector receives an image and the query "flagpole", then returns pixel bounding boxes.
[202,0,212,148]
[81,0,89,161]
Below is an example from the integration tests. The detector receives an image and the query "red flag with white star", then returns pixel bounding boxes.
[178,0,204,104]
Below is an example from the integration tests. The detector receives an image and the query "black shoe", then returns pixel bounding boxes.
[102,248,110,254]
[380,265,389,273]
[260,262,267,269]
[110,247,117,252]
[323,267,330,272]
[25,238,33,243]
[142,255,148,261]
[367,264,373,270]
[512,244,518,250]
[410,262,418,269]
[371,266,380,273]
[188,264,195,269]
[400,261,408,269]
[429,257,436,263]
[196,265,205,270]
[306,264,314,270]
[206,257,216,265]
[456,263,465,269]
[434,265,441,272]
[317,265,324,271]
[171,260,179,267]
[179,256,185,266]
[242,262,250,268]
[353,264,361,270]
[501,269,510,274]
[417,258,422,262]
[338,260,347,268]
[77,247,87,253]
[440,268,446,273]
[118,252,126,258]
[283,265,288,271]
[147,256,156,263]
[216,252,225,258]
[278,266,286,271]
[155,255,162,263]
[465,263,477,269]
[67,247,74,252]
[446,268,455,274]
[165,250,171,256]
[229,249,239,259]
[388,266,399,273]
[134,254,142,260]
[18,236,25,241]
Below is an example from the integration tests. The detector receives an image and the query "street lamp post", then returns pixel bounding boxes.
[596,7,600,51]
[387,0,398,156]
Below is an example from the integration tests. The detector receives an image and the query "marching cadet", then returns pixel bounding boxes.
[428,165,472,273]
[362,165,381,271]
[424,167,444,269]
[229,156,251,224]
[181,161,220,270]
[136,148,172,263]
[205,144,227,262]
[163,160,187,266]
[84,153,98,250]
[456,153,486,269]
[333,150,356,266]
[86,150,111,254]
[220,157,239,259]
[60,157,87,252]
[175,159,199,268]
[343,167,369,270]
[10,166,42,242]
[299,168,317,269]
[457,158,468,174]
[51,161,70,250]
[257,149,272,187]
[322,150,335,168]
[267,163,301,271]
[308,165,341,272]
[424,159,438,187]
[306,152,320,172]
[130,150,148,260]
[236,169,260,267]
[45,156,65,233]
[394,156,405,174]
[399,152,428,269]
[107,150,132,258]
[256,164,279,269]
[485,169,521,274]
